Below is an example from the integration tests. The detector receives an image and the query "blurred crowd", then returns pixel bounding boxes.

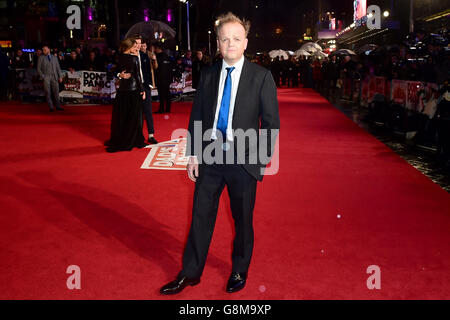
[249,30,449,94]
[4,44,213,75]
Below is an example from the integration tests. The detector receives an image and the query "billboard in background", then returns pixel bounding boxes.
[354,0,367,21]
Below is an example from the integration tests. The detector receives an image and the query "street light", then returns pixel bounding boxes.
[383,10,390,17]
[179,0,190,51]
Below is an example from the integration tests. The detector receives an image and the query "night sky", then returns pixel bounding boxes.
[184,0,353,52]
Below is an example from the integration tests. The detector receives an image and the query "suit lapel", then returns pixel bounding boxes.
[232,58,250,128]
[209,62,222,126]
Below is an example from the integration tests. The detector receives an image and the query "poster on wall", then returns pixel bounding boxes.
[60,70,83,98]
[353,0,367,21]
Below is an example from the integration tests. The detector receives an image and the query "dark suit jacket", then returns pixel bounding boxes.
[186,57,280,181]
[139,51,152,89]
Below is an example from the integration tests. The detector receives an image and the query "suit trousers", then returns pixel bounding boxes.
[181,161,257,278]
[43,78,61,110]
[142,88,154,134]
[156,83,171,113]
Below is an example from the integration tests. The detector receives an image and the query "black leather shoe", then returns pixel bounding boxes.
[49,108,54,112]
[226,272,247,293]
[56,107,64,111]
[136,142,149,149]
[148,137,158,144]
[160,275,200,295]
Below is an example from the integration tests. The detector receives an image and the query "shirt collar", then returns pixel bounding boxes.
[221,55,245,73]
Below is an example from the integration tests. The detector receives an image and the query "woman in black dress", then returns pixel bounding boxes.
[106,38,146,152]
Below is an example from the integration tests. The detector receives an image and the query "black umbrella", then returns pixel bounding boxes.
[125,21,176,41]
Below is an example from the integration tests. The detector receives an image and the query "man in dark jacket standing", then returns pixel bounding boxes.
[154,44,173,113]
[192,49,210,89]
[136,37,158,144]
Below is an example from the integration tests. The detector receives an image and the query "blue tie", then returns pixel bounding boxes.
[217,66,235,139]
[48,55,51,61]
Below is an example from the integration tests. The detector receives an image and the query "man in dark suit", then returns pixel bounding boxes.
[37,45,63,112]
[160,12,280,295]
[154,44,173,113]
[134,36,158,144]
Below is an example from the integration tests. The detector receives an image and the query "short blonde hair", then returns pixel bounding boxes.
[214,12,250,37]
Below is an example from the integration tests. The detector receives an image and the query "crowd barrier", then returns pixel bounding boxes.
[14,68,195,101]
[340,75,441,117]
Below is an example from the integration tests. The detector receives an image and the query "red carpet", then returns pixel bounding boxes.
[0,88,449,300]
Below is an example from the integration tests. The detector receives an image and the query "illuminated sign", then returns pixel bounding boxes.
[0,40,12,48]
[66,5,81,30]
[329,18,336,30]
[353,0,367,22]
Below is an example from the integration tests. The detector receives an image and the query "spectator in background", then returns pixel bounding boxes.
[327,55,339,99]
[270,56,281,87]
[173,55,184,83]
[37,45,63,112]
[154,44,173,113]
[312,59,322,91]
[13,49,29,69]
[0,47,9,100]
[57,50,66,70]
[192,49,210,89]
[103,48,116,72]
[32,48,42,68]
[182,50,192,72]
[422,56,438,83]
[279,55,288,86]
[84,50,101,71]
[66,51,82,72]
[75,46,85,63]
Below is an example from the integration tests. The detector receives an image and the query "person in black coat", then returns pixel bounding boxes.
[136,38,158,144]
[154,44,173,113]
[192,49,211,89]
[105,38,146,152]
[0,47,9,100]
[65,51,83,72]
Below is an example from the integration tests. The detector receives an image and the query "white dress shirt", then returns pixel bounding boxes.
[211,55,245,142]
[137,53,144,84]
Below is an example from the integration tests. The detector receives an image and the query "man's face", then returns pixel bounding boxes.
[42,46,50,55]
[140,42,147,53]
[196,51,203,60]
[135,39,142,51]
[217,22,248,64]
[71,52,77,60]
[131,43,139,54]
